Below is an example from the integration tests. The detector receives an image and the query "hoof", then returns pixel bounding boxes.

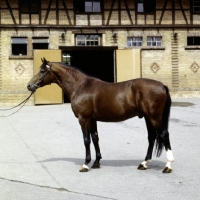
[91,162,100,169]
[79,164,89,172]
[162,167,172,173]
[137,164,147,170]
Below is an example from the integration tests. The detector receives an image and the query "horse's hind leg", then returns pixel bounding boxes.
[149,119,175,173]
[160,130,175,173]
[90,120,102,169]
[138,118,156,170]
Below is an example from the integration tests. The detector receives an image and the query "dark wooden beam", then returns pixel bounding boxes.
[159,0,168,24]
[102,0,105,26]
[118,0,121,25]
[56,0,59,25]
[190,0,193,25]
[61,0,72,25]
[44,0,53,25]
[106,0,115,25]
[124,0,133,25]
[39,0,42,24]
[5,0,17,25]
[172,0,175,25]
[178,0,188,24]
[2,24,200,29]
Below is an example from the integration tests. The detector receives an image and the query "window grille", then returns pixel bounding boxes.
[76,35,100,46]
[193,0,200,13]
[147,37,162,46]
[187,37,200,45]
[127,37,142,47]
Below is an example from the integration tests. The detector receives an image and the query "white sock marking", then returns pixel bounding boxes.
[82,164,89,170]
[167,150,175,162]
[141,160,151,168]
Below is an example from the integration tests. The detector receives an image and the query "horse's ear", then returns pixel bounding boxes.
[41,58,44,63]
[43,57,50,65]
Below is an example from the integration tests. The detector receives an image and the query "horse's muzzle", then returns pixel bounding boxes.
[27,83,38,92]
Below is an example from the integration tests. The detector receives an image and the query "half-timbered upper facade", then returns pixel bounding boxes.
[1,0,200,27]
[0,0,200,105]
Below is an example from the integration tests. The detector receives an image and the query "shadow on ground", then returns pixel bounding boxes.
[39,157,166,170]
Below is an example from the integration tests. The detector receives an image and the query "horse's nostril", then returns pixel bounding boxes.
[27,84,33,91]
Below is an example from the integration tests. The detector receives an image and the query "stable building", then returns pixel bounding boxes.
[0,0,200,106]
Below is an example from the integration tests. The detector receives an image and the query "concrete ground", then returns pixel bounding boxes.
[0,98,200,200]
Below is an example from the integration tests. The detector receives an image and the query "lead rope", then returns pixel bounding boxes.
[0,63,51,117]
[0,91,35,117]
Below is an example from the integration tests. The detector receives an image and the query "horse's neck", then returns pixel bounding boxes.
[52,65,87,99]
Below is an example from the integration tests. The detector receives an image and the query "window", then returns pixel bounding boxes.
[74,0,101,13]
[85,1,101,12]
[193,0,200,13]
[20,0,40,14]
[137,0,155,13]
[32,37,49,49]
[137,0,144,12]
[127,37,142,46]
[187,37,200,45]
[76,35,100,46]
[147,37,162,46]
[11,37,27,55]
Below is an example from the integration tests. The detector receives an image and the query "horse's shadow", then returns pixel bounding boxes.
[39,157,165,170]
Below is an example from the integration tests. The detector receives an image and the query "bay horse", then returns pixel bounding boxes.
[27,57,174,173]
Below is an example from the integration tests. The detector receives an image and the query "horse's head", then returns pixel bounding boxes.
[27,57,55,92]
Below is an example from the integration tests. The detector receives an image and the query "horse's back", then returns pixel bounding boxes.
[72,77,167,122]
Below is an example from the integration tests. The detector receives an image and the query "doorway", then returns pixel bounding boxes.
[61,47,117,103]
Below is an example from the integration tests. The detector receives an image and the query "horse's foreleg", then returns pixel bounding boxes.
[138,118,156,170]
[90,120,102,169]
[79,119,91,172]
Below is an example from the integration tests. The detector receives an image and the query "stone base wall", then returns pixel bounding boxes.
[0,27,200,106]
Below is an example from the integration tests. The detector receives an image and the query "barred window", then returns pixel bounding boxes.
[147,37,162,46]
[127,37,142,46]
[20,0,40,14]
[76,35,100,46]
[74,0,101,13]
[193,0,200,13]
[85,1,101,12]
[187,37,200,45]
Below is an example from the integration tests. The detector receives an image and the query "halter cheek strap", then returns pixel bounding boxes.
[46,63,52,71]
[36,63,53,87]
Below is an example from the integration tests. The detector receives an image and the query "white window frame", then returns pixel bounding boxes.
[127,37,143,47]
[76,35,100,46]
[147,36,162,47]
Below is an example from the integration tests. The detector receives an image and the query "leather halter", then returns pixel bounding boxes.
[36,63,53,89]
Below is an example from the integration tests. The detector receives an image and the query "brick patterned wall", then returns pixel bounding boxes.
[1,27,200,106]
[0,0,200,106]
[0,30,2,91]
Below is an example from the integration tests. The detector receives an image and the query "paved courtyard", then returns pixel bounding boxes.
[0,98,200,200]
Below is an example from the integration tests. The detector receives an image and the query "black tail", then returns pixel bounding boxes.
[155,85,171,157]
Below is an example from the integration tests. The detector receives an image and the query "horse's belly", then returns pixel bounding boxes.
[94,107,137,122]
